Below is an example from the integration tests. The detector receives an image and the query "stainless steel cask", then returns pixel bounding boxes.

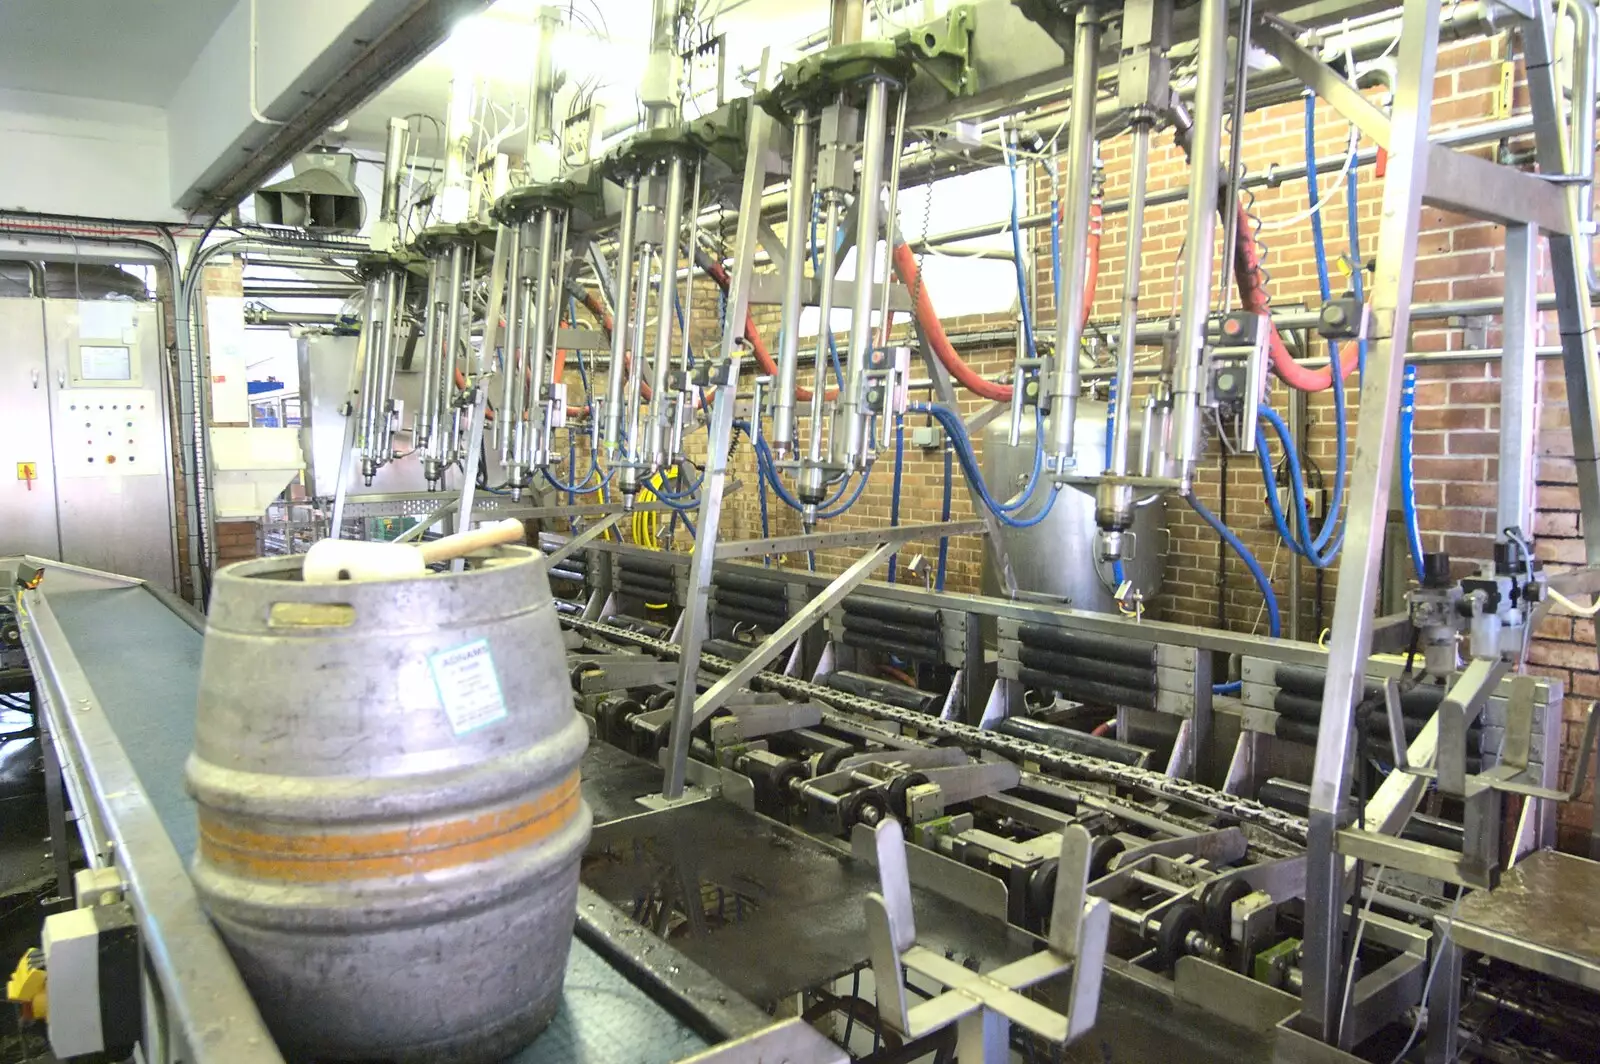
[187,547,590,1063]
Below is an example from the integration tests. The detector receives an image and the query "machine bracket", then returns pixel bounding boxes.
[865,818,1109,1058]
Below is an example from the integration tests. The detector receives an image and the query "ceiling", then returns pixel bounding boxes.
[0,0,233,106]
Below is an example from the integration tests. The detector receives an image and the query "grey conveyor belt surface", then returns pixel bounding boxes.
[43,576,709,1064]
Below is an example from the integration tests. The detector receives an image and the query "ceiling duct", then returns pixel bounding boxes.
[253,152,366,232]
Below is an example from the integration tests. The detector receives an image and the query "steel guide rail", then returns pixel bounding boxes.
[561,616,1310,845]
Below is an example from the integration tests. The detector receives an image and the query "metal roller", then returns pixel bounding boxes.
[712,588,790,618]
[714,605,789,631]
[841,630,944,664]
[840,612,944,649]
[994,717,1148,767]
[600,615,671,639]
[822,670,941,714]
[616,578,678,602]
[1016,644,1156,692]
[188,549,591,1064]
[1017,623,1157,668]
[1274,664,1447,714]
[843,597,942,628]
[1016,667,1158,712]
[620,554,682,577]
[713,570,792,599]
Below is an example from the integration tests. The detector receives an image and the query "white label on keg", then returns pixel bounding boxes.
[428,639,508,734]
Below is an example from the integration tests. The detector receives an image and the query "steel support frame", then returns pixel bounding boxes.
[546,512,626,567]
[663,56,779,800]
[1499,224,1540,538]
[1525,0,1600,559]
[690,540,897,728]
[1299,0,1442,1040]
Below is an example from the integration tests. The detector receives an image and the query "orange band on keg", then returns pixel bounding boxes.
[197,771,582,882]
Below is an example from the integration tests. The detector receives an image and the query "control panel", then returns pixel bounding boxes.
[56,389,163,478]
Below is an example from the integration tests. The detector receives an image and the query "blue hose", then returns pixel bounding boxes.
[913,403,1060,529]
[888,415,905,583]
[1105,376,1117,461]
[936,442,952,591]
[1400,365,1426,581]
[1006,148,1038,359]
[1258,91,1347,566]
[1187,493,1281,638]
[651,464,705,501]
[543,466,613,495]
[1256,408,1344,568]
[752,433,863,516]
[1214,681,1243,695]
[672,287,695,368]
[758,463,771,565]
[1051,194,1062,316]
[1345,147,1368,379]
[818,464,871,519]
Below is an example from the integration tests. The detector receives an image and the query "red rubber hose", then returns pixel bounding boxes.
[1230,202,1359,392]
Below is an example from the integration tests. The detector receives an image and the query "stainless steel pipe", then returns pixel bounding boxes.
[1165,0,1229,481]
[841,78,892,469]
[774,109,815,456]
[1047,4,1102,473]
[647,156,688,471]
[601,177,639,456]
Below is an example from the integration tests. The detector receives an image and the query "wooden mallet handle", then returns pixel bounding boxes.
[415,519,527,565]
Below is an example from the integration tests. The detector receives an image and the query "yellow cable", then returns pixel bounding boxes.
[637,474,667,607]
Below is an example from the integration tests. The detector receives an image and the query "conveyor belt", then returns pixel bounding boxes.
[562,615,1311,846]
[39,573,709,1064]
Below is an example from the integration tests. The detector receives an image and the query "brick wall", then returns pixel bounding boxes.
[214,519,259,565]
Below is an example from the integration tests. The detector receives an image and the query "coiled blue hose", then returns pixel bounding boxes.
[751,431,866,517]
[818,464,872,519]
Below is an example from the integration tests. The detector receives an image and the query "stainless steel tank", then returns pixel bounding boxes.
[187,547,590,1064]
[981,399,1165,610]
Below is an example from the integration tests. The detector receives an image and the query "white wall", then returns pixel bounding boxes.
[0,89,182,221]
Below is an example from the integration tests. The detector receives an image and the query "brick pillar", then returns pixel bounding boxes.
[214,519,259,566]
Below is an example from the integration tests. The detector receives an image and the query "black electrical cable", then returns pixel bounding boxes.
[843,969,859,1048]
[1216,451,1228,628]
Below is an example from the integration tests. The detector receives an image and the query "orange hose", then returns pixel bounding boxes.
[1230,202,1359,392]
[888,196,1102,405]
